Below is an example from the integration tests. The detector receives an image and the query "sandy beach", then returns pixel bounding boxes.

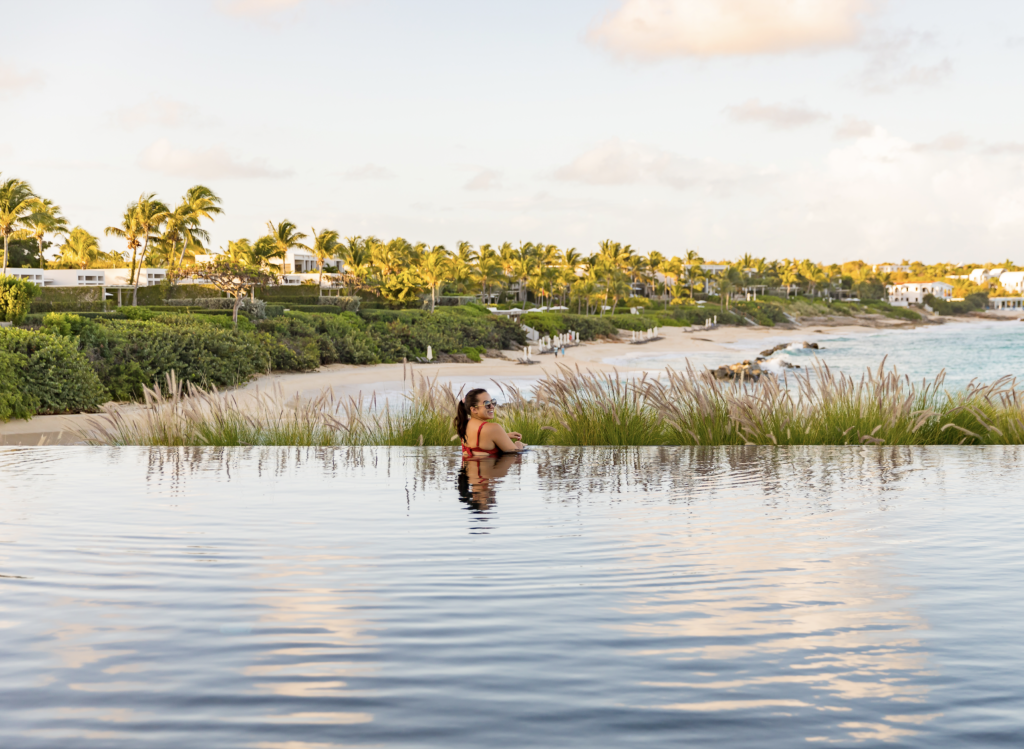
[0,313,983,446]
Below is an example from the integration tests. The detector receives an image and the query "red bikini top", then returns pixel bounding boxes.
[462,420,500,459]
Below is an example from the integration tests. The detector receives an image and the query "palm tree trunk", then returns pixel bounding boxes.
[2,235,8,275]
[132,237,150,306]
[38,237,45,270]
[318,263,323,297]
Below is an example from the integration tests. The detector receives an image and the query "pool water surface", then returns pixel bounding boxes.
[0,446,1022,747]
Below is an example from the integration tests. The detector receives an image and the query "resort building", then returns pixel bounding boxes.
[988,297,1024,311]
[999,271,1024,293]
[873,263,911,274]
[968,268,1004,284]
[886,281,953,306]
[2,268,166,287]
[273,248,343,275]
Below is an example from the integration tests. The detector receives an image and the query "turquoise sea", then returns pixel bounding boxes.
[607,320,1024,390]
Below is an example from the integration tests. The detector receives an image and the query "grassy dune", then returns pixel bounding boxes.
[86,362,1024,447]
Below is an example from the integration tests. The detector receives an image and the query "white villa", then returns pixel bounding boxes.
[193,248,344,287]
[887,281,953,306]
[988,297,1024,311]
[971,267,1004,284]
[874,263,911,274]
[3,267,167,287]
[999,271,1024,293]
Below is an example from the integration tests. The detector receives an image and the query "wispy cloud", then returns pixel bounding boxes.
[834,116,876,140]
[465,169,502,191]
[216,0,304,18]
[0,59,43,97]
[859,32,953,93]
[983,142,1024,156]
[911,132,969,153]
[554,138,768,194]
[138,139,292,179]
[113,99,213,129]
[725,99,829,130]
[589,0,872,60]
[344,163,396,180]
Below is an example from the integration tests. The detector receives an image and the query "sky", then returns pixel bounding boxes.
[2,0,1023,264]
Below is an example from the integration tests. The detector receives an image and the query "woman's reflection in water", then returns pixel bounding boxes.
[458,453,521,526]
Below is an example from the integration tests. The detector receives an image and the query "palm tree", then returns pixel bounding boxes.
[780,266,802,298]
[22,198,69,270]
[59,227,101,269]
[168,185,223,273]
[248,236,285,271]
[129,194,171,305]
[0,175,37,274]
[309,227,342,294]
[225,239,254,265]
[266,220,308,272]
[104,205,144,285]
[419,246,452,312]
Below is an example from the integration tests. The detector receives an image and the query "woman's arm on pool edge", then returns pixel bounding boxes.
[482,422,526,452]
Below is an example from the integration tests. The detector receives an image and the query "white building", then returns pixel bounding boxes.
[1,268,165,287]
[874,263,911,274]
[988,297,1024,311]
[887,281,953,306]
[999,271,1024,293]
[969,268,1004,284]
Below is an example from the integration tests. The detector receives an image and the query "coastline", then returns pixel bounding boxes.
[0,314,1008,446]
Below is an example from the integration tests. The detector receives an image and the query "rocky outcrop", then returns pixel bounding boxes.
[713,360,766,381]
[759,341,820,357]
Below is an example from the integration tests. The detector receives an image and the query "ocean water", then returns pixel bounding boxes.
[2,445,1023,747]
[606,320,1024,390]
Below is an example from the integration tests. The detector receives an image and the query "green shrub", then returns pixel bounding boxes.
[78,316,272,400]
[0,328,107,414]
[317,296,361,310]
[924,294,987,316]
[257,312,380,370]
[0,349,38,421]
[41,312,89,337]
[0,276,41,323]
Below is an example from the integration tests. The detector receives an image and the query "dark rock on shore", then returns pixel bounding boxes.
[759,341,821,357]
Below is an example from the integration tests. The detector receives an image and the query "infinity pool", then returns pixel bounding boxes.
[1,446,1022,747]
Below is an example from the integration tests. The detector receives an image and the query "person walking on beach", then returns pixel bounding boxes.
[455,389,526,459]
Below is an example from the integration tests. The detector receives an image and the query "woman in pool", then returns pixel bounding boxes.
[455,388,527,459]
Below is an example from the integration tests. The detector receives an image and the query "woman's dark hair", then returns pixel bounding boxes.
[454,388,489,443]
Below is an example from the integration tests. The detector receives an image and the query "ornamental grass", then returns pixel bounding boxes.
[85,361,1024,447]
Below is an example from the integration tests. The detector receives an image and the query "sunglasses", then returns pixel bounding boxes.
[476,400,500,409]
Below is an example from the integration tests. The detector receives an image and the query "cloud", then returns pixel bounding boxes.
[216,0,303,17]
[911,132,969,153]
[589,0,872,60]
[725,99,829,130]
[860,32,952,93]
[834,116,876,140]
[138,139,291,179]
[984,142,1024,156]
[464,169,502,191]
[344,163,396,180]
[554,138,768,193]
[113,99,212,129]
[0,60,43,97]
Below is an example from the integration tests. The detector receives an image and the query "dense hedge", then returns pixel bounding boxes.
[76,315,272,400]
[0,276,40,323]
[0,328,107,415]
[0,349,35,420]
[519,312,619,339]
[924,292,988,316]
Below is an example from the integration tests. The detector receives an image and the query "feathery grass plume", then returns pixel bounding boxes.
[83,362,1024,447]
[529,364,663,446]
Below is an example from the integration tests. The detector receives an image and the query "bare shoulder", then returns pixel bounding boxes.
[480,421,505,436]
